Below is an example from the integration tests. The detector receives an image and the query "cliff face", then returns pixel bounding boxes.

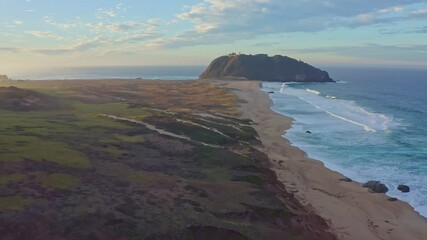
[199,54,334,82]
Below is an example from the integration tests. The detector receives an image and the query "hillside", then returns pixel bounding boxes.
[200,54,334,82]
[0,86,61,111]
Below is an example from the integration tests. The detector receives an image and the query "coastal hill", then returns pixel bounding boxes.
[200,54,334,82]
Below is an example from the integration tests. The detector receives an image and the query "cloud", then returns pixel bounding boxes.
[171,0,427,48]
[33,37,105,55]
[87,21,144,32]
[96,3,126,19]
[28,31,63,40]
[283,43,427,62]
[3,0,427,64]
[30,32,161,55]
[0,47,21,53]
[44,16,80,29]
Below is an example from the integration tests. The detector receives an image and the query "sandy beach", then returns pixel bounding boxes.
[219,80,427,240]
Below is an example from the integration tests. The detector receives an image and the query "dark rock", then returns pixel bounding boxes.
[268,91,274,94]
[199,54,334,82]
[388,197,398,202]
[339,177,352,182]
[362,180,389,193]
[306,131,312,134]
[397,185,410,193]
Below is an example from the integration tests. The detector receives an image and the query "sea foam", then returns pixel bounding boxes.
[263,79,427,218]
[280,83,394,132]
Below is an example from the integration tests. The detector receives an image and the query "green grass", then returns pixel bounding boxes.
[202,168,231,181]
[0,196,32,210]
[71,102,150,126]
[0,100,152,169]
[0,174,25,185]
[114,134,144,143]
[0,135,91,169]
[97,144,128,156]
[99,134,145,144]
[128,172,153,182]
[127,171,174,184]
[234,175,265,186]
[196,146,249,167]
[37,173,81,189]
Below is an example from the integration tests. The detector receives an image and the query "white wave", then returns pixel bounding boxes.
[280,83,287,93]
[300,98,376,132]
[326,95,336,99]
[280,86,394,132]
[306,88,320,95]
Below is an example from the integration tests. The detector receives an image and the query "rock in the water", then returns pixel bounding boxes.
[397,185,410,193]
[199,54,334,82]
[362,180,389,193]
[268,91,274,94]
[306,131,312,134]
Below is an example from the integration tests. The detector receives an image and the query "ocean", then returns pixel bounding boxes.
[10,65,205,80]
[262,67,427,217]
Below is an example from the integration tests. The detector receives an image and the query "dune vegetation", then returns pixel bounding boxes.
[0,79,332,239]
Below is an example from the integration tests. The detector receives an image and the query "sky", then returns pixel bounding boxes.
[1,0,427,75]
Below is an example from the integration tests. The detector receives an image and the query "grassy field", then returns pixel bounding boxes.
[0,79,332,240]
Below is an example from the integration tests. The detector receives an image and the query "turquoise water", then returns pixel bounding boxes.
[262,68,427,217]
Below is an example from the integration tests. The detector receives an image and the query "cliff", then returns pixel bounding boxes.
[199,54,334,82]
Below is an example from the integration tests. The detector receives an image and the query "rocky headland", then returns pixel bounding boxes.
[200,54,334,82]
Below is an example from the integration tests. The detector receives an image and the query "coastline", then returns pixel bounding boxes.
[217,79,427,240]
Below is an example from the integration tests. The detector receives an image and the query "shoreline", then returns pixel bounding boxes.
[218,79,427,240]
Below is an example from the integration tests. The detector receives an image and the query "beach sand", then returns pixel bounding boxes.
[218,80,427,240]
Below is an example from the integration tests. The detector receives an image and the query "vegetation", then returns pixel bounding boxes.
[0,79,331,240]
[37,173,81,189]
[0,196,32,210]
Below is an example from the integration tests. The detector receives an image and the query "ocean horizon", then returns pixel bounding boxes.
[262,67,427,217]
[9,65,206,81]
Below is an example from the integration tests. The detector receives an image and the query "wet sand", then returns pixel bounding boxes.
[220,80,427,240]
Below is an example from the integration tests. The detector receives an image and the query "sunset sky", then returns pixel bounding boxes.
[1,0,427,75]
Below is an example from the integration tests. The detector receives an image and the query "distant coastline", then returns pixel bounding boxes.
[7,65,205,81]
